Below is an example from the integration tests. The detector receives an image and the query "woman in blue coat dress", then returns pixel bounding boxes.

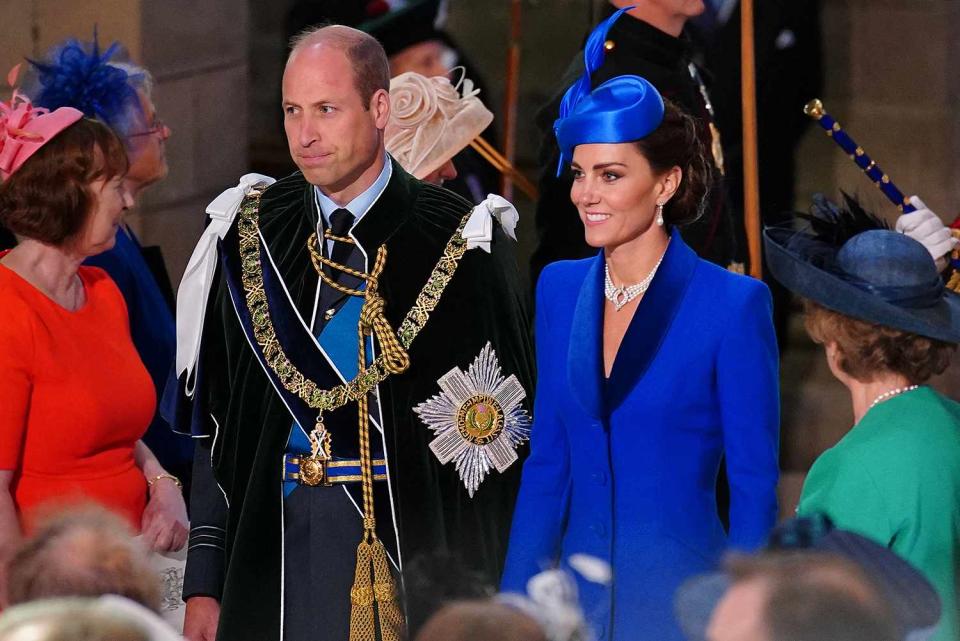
[500,10,780,641]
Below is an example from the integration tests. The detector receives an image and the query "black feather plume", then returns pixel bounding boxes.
[798,191,889,247]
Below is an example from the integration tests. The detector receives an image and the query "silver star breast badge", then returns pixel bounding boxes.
[414,342,531,497]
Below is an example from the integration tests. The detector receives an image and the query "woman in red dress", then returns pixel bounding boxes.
[0,83,187,598]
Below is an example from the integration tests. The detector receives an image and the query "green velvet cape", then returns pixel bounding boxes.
[185,162,535,641]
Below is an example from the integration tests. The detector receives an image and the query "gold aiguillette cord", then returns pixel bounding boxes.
[326,243,405,641]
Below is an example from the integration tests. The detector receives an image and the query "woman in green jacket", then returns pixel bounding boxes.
[765,197,960,641]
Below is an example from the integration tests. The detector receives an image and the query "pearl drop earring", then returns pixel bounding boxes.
[655,202,665,226]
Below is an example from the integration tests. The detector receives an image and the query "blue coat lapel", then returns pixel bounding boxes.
[606,229,698,409]
[568,253,606,419]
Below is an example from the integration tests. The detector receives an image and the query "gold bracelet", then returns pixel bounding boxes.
[147,473,182,489]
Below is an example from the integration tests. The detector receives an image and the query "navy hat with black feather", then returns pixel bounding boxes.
[764,193,960,343]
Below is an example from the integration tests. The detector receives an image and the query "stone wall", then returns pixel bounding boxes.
[795,0,960,220]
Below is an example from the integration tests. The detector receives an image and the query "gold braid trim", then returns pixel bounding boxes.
[236,188,471,414]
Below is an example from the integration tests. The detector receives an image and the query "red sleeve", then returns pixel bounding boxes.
[0,302,35,470]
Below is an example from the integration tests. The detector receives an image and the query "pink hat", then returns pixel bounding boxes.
[0,65,83,181]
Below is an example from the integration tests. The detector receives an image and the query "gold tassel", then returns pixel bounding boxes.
[372,538,404,640]
[350,246,407,641]
[349,540,376,641]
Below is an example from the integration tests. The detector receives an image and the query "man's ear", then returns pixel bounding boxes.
[371,88,390,129]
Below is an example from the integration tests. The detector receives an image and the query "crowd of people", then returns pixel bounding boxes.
[0,1,958,641]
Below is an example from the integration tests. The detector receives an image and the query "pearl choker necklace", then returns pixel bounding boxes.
[868,385,919,410]
[604,241,669,311]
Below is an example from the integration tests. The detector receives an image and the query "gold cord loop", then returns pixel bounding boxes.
[350,243,404,641]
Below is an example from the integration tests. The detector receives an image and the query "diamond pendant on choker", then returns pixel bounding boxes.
[604,240,669,311]
[868,385,919,410]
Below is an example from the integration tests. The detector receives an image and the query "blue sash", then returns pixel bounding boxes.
[219,230,387,473]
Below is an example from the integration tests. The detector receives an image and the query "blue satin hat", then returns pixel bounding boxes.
[553,7,665,176]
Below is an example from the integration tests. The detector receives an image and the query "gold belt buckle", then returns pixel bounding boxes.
[292,454,330,487]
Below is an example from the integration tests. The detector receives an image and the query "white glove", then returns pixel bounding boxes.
[896,195,957,262]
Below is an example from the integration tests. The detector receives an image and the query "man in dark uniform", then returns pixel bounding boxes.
[688,0,823,346]
[530,0,746,284]
[165,25,533,641]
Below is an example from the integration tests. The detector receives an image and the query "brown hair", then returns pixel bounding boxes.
[803,299,955,383]
[0,119,128,245]
[414,601,547,641]
[6,506,161,612]
[635,99,712,226]
[724,551,898,641]
[289,24,390,108]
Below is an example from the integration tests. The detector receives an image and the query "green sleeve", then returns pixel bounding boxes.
[797,450,894,546]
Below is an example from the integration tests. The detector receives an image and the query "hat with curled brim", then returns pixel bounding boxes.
[0,65,83,181]
[763,193,960,344]
[385,70,492,180]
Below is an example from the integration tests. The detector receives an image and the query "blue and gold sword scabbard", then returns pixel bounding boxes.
[804,99,916,214]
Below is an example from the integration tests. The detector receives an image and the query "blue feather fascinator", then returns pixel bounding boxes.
[26,34,146,140]
[554,7,665,175]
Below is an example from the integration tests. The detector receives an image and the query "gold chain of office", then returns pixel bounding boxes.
[236,188,471,418]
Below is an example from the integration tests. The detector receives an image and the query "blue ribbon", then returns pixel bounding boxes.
[849,275,945,309]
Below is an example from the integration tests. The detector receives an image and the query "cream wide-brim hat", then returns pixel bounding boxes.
[385,71,493,180]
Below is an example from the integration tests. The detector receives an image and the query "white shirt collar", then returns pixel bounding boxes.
[313,154,392,233]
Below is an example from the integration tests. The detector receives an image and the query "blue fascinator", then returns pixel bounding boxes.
[554,7,665,176]
[26,33,145,139]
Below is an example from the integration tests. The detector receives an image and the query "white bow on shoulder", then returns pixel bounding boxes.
[461,193,519,253]
[175,173,275,394]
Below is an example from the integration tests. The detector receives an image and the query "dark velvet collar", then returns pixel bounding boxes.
[352,158,418,250]
[258,158,419,320]
[286,157,418,254]
[567,228,698,418]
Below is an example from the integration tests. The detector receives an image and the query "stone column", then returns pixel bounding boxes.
[795,0,960,222]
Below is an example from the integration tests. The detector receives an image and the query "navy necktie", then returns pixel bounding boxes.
[329,208,356,273]
[317,208,363,322]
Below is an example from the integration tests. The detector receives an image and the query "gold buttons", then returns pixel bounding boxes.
[603,39,616,52]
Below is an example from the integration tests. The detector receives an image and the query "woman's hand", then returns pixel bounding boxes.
[141,476,189,552]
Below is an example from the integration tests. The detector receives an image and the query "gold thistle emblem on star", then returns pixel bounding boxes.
[414,343,530,497]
